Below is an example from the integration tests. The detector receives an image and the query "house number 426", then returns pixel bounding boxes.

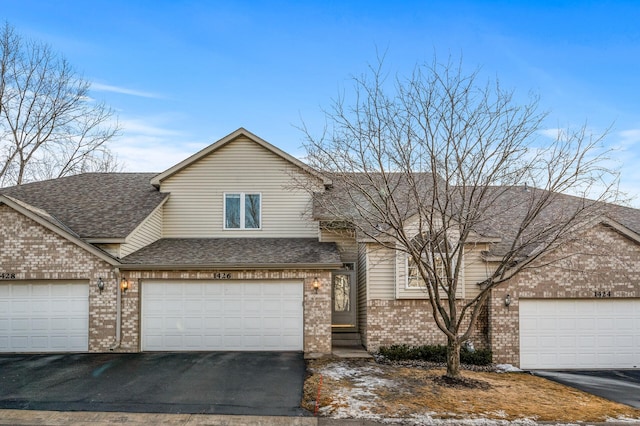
[594,290,611,298]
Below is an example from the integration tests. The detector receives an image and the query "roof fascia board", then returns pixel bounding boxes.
[599,217,640,244]
[86,238,127,244]
[0,196,120,266]
[120,262,344,270]
[150,127,330,187]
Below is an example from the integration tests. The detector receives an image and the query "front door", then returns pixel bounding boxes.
[331,269,357,330]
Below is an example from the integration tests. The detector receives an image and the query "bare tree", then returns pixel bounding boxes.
[301,57,620,378]
[0,23,121,187]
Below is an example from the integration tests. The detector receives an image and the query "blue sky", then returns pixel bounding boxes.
[4,1,640,203]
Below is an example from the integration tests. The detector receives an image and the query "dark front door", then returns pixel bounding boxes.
[331,269,357,330]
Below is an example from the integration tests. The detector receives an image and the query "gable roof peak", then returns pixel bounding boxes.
[150,127,330,187]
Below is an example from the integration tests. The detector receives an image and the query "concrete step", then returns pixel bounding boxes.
[332,332,362,347]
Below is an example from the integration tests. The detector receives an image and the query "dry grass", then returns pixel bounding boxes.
[303,359,640,422]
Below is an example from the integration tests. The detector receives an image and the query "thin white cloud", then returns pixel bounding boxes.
[91,82,163,99]
[618,129,640,147]
[538,128,561,139]
[107,114,207,172]
[118,118,184,137]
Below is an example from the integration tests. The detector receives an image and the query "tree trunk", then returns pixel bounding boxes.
[446,337,461,378]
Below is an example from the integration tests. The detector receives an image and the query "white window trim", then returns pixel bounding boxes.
[223,192,262,230]
[405,253,436,290]
[399,252,463,299]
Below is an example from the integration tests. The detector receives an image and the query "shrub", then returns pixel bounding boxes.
[378,344,492,366]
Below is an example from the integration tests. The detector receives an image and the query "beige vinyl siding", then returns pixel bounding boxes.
[395,250,464,299]
[357,242,368,342]
[366,244,395,300]
[120,205,164,257]
[320,228,357,263]
[95,243,120,258]
[161,136,319,238]
[463,243,492,299]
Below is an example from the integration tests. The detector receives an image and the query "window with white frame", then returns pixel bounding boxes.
[407,254,446,288]
[406,232,450,289]
[224,193,261,229]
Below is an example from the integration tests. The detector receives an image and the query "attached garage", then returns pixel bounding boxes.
[519,299,640,369]
[141,280,304,351]
[0,281,89,352]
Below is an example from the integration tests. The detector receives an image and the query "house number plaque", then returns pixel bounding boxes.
[0,273,16,279]
[593,290,612,298]
[213,272,232,280]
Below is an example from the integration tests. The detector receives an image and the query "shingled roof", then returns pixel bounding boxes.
[314,178,640,257]
[0,173,167,239]
[120,238,342,268]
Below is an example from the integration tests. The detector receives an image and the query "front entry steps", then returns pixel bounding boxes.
[332,332,373,359]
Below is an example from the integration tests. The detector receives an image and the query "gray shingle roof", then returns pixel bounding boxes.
[0,173,167,239]
[314,178,640,256]
[120,238,342,267]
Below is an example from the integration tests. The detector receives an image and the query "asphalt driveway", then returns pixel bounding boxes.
[0,352,307,416]
[534,370,640,408]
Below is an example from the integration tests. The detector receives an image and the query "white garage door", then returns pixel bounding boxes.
[142,281,304,351]
[0,282,89,352]
[520,299,640,369]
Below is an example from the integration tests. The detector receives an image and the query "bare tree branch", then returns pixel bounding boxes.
[0,22,121,187]
[298,56,620,378]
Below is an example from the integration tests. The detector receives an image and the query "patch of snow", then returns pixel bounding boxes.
[392,415,541,425]
[495,364,523,373]
[317,361,397,419]
[606,416,640,423]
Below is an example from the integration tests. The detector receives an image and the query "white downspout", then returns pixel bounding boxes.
[109,267,122,351]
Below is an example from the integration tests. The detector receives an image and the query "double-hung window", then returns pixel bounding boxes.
[224,193,261,229]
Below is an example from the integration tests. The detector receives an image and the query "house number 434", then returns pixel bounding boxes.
[594,290,611,298]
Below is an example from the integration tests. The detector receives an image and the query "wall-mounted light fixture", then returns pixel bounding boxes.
[312,277,320,294]
[97,277,105,294]
[120,276,129,293]
[504,294,511,307]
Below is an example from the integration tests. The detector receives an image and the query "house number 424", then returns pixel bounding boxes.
[594,290,611,298]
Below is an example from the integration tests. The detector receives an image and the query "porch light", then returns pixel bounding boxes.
[504,294,511,307]
[120,276,129,293]
[97,277,105,294]
[312,277,320,294]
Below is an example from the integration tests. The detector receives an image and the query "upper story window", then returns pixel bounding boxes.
[224,193,261,229]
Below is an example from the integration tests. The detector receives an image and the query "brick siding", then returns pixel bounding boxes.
[490,223,640,366]
[364,298,489,351]
[1,205,333,355]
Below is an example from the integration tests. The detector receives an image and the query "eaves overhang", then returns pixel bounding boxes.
[119,262,344,271]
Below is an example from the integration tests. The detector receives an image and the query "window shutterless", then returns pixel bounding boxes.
[224,193,261,229]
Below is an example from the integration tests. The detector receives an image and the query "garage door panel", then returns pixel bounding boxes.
[520,299,640,369]
[142,281,303,351]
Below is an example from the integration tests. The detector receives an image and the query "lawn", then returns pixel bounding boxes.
[303,359,640,424]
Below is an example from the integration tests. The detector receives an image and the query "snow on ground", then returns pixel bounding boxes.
[312,361,639,426]
[494,364,523,373]
[317,361,395,420]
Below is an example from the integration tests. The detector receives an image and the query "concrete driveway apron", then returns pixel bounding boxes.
[0,351,307,416]
[533,370,640,408]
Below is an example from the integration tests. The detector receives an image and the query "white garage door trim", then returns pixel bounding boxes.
[519,299,640,369]
[141,280,304,351]
[0,281,89,352]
